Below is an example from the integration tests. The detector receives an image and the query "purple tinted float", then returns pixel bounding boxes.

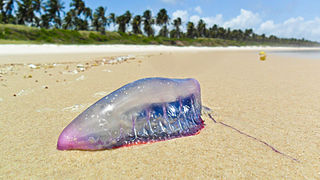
[57,77,204,150]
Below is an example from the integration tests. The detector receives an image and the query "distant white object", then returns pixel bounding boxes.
[108,55,135,64]
[28,64,38,69]
[0,98,3,102]
[0,66,14,74]
[76,64,85,71]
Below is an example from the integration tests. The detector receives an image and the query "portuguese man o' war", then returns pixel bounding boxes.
[57,77,204,150]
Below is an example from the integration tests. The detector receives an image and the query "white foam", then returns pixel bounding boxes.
[1,44,319,55]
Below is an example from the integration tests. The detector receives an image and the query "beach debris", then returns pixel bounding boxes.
[259,51,267,61]
[57,77,204,150]
[76,75,85,81]
[14,89,32,96]
[24,75,33,78]
[93,91,109,97]
[0,66,14,75]
[28,64,40,69]
[108,55,135,64]
[102,58,106,65]
[76,64,85,72]
[62,104,86,112]
[102,69,112,72]
[42,85,49,89]
[17,89,25,96]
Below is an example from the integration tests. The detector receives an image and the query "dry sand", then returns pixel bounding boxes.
[0,45,319,179]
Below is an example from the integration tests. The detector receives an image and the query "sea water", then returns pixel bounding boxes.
[269,49,320,59]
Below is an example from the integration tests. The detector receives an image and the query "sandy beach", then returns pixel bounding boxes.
[0,45,319,179]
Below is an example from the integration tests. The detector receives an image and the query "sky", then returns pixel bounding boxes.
[64,0,320,42]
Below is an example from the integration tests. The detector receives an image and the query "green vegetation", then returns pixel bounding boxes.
[0,0,319,46]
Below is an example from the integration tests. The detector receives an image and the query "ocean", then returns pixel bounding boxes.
[269,49,320,59]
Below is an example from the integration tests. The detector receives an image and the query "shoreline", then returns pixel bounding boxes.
[1,44,320,55]
[1,44,319,64]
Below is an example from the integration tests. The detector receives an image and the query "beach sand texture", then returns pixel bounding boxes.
[0,47,320,179]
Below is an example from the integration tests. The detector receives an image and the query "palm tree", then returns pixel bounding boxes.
[45,0,64,28]
[156,8,169,37]
[244,28,253,40]
[40,13,49,28]
[172,17,181,38]
[116,15,126,33]
[217,27,226,39]
[16,0,41,26]
[108,12,115,30]
[142,10,154,37]
[92,6,107,34]
[124,10,131,31]
[131,15,142,34]
[209,24,218,38]
[116,11,131,33]
[0,0,5,22]
[197,19,206,37]
[186,21,195,38]
[68,0,91,30]
[3,0,17,23]
[63,9,75,29]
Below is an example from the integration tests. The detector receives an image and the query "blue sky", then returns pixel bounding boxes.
[64,0,320,42]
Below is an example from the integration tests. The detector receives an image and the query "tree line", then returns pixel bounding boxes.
[0,0,315,44]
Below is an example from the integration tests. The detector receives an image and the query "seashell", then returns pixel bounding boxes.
[57,77,204,150]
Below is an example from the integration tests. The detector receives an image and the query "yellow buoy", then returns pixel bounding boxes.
[259,51,266,61]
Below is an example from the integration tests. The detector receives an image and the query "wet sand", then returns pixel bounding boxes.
[0,46,319,179]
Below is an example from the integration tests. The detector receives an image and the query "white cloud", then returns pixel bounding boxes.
[223,9,261,30]
[189,14,223,27]
[190,15,200,24]
[194,6,202,14]
[203,15,223,27]
[257,17,320,41]
[169,8,320,41]
[172,10,189,23]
